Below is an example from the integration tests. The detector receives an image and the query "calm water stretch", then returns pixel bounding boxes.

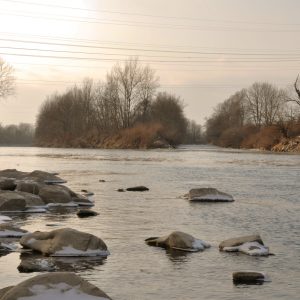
[0,146,299,300]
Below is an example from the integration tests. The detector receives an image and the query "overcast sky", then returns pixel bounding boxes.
[0,0,299,126]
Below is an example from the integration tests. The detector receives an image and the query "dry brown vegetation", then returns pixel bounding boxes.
[205,80,300,152]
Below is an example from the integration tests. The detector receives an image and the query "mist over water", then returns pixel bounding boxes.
[0,145,299,299]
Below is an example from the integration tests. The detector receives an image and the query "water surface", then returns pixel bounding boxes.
[0,145,299,299]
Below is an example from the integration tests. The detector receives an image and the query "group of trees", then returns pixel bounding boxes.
[36,59,202,148]
[205,79,300,149]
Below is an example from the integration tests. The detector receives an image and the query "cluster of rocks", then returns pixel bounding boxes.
[0,169,273,297]
[0,169,94,213]
[145,231,271,284]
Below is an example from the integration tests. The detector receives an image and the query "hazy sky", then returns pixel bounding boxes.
[0,0,299,125]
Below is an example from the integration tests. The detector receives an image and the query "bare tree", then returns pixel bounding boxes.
[245,82,284,126]
[107,58,159,128]
[286,75,300,106]
[0,58,15,99]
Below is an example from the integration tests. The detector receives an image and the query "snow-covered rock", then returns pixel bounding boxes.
[145,231,210,252]
[0,215,12,224]
[187,188,234,202]
[0,224,28,238]
[0,272,112,299]
[20,228,109,257]
[219,235,270,256]
[224,242,269,256]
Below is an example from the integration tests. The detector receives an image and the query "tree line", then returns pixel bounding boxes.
[0,123,34,145]
[205,79,300,150]
[35,58,202,148]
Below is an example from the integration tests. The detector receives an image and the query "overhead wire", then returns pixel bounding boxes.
[1,0,300,27]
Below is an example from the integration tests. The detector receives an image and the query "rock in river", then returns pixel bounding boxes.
[233,271,269,284]
[145,231,210,252]
[20,228,110,257]
[187,188,234,202]
[0,191,26,212]
[126,186,149,192]
[77,209,98,218]
[0,223,28,237]
[219,235,270,256]
[0,272,112,300]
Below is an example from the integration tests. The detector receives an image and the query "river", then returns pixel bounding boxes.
[0,145,299,299]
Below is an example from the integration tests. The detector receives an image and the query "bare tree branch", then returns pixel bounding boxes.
[0,58,15,99]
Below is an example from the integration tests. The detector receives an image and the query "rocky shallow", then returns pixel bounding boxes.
[0,168,274,299]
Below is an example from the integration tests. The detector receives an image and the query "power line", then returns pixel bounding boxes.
[2,10,300,33]
[3,51,300,63]
[1,38,300,57]
[2,0,300,27]
[14,62,300,72]
[2,31,300,54]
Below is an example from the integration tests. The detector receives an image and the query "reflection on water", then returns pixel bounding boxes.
[18,253,107,273]
[0,146,299,300]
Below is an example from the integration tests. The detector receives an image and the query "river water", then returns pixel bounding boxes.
[0,145,299,300]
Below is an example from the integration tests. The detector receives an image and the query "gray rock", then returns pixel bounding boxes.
[0,169,27,180]
[145,231,210,252]
[0,191,26,211]
[24,170,66,184]
[219,235,264,250]
[39,185,72,204]
[0,272,112,299]
[188,188,234,202]
[233,272,267,284]
[20,228,109,257]
[17,191,45,207]
[16,180,42,195]
[0,177,16,191]
[0,223,28,237]
[126,186,149,192]
[77,209,98,218]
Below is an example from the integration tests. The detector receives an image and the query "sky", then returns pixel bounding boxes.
[0,0,299,126]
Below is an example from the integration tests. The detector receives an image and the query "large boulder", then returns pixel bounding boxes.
[0,223,28,237]
[233,272,269,284]
[188,188,234,202]
[20,228,109,257]
[39,185,72,204]
[24,170,66,184]
[16,180,43,195]
[219,235,270,256]
[0,191,26,211]
[219,235,264,250]
[145,231,210,252]
[0,169,27,180]
[17,191,45,207]
[0,272,112,299]
[0,177,16,191]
